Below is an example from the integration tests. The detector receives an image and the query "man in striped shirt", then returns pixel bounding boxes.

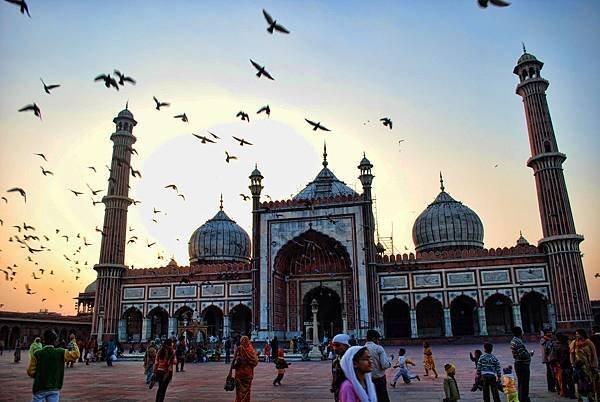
[511,326,533,402]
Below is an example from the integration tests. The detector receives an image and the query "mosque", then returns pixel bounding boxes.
[80,50,593,346]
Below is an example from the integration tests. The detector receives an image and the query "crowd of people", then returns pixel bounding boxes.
[8,324,600,401]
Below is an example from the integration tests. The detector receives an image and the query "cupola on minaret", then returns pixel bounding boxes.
[514,48,592,329]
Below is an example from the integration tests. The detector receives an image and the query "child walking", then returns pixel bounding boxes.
[469,349,483,391]
[391,348,420,387]
[501,366,519,402]
[264,342,271,363]
[273,348,290,386]
[423,342,439,378]
[443,363,460,402]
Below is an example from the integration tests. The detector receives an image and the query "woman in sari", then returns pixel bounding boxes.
[570,329,598,402]
[234,336,259,402]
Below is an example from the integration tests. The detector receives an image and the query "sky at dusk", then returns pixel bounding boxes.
[0,1,598,314]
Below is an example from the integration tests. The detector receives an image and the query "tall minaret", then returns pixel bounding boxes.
[91,107,137,343]
[514,48,592,329]
[358,152,378,330]
[248,164,263,333]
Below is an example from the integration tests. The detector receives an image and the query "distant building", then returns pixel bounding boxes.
[80,51,592,345]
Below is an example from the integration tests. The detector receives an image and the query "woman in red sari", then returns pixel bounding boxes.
[234,336,259,402]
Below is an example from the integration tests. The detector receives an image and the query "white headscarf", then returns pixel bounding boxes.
[340,346,378,402]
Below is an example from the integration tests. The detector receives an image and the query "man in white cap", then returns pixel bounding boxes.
[331,333,351,401]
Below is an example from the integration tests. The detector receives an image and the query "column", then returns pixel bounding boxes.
[168,318,177,338]
[548,304,557,330]
[118,319,126,342]
[443,308,452,337]
[96,312,105,347]
[410,309,418,338]
[223,315,230,338]
[342,311,348,334]
[141,318,150,342]
[478,308,488,336]
[512,305,523,329]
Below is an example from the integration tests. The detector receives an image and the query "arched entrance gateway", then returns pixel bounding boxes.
[123,307,143,342]
[383,298,411,338]
[520,291,549,334]
[416,297,444,337]
[450,295,478,336]
[230,304,252,337]
[147,307,169,340]
[273,229,353,337]
[203,305,224,337]
[485,294,514,335]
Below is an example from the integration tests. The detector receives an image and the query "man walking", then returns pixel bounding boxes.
[27,329,80,401]
[511,326,532,402]
[330,334,350,401]
[365,329,392,402]
[477,342,502,402]
[540,328,557,392]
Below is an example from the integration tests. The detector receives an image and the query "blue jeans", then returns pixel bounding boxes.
[31,390,60,402]
[146,365,154,384]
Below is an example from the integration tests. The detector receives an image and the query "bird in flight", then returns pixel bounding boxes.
[86,184,102,195]
[4,0,30,17]
[69,189,83,197]
[18,103,42,120]
[25,284,36,294]
[153,96,170,110]
[130,167,142,178]
[236,111,250,122]
[257,105,271,117]
[40,78,60,94]
[305,118,331,132]
[239,194,250,201]
[113,69,136,86]
[153,208,161,214]
[40,166,53,176]
[192,134,216,144]
[250,59,275,80]
[7,187,26,203]
[94,74,119,91]
[478,0,510,7]
[207,131,220,140]
[165,184,178,192]
[225,151,238,163]
[87,166,96,173]
[174,113,189,122]
[177,194,185,201]
[262,9,290,34]
[232,136,253,146]
[380,117,392,130]
[34,153,47,161]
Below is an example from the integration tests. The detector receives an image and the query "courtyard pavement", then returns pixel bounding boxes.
[0,342,572,401]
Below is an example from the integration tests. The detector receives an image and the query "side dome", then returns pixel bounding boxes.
[188,207,251,264]
[84,280,97,293]
[412,177,484,253]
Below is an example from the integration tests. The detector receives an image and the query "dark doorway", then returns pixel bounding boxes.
[485,294,514,335]
[416,297,444,337]
[450,295,478,336]
[203,306,224,337]
[303,286,342,342]
[230,304,252,337]
[383,298,411,338]
[123,308,143,342]
[521,291,549,334]
[148,307,169,340]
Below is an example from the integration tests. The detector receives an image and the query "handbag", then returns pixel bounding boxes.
[224,349,237,392]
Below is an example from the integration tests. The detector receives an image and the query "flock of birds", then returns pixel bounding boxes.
[1,1,518,310]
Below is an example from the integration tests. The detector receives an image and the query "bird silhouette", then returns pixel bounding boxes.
[153,96,170,110]
[147,241,156,248]
[232,136,253,146]
[92,198,102,206]
[1,197,7,203]
[236,111,250,122]
[478,0,510,7]
[130,167,142,178]
[25,284,36,294]
[250,59,275,80]
[177,194,185,201]
[380,117,392,129]
[174,113,188,122]
[94,74,119,91]
[262,9,290,34]
[207,131,220,140]
[86,184,102,195]
[165,184,178,192]
[153,208,161,214]
[113,69,136,86]
[305,118,331,132]
[257,105,271,117]
[192,134,216,144]
[5,0,30,17]
[34,153,47,161]
[69,189,83,196]
[7,187,26,203]
[40,166,53,176]
[240,194,250,201]
[87,166,96,173]
[23,222,34,230]
[40,78,60,94]
[225,151,238,163]
[18,103,42,120]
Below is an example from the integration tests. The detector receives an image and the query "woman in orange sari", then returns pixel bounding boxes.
[234,336,259,402]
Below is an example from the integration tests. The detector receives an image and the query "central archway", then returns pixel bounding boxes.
[450,295,478,336]
[230,304,252,337]
[520,291,549,334]
[203,305,224,337]
[485,294,514,335]
[303,286,342,342]
[416,297,444,337]
[122,307,142,342]
[147,307,169,340]
[383,298,411,338]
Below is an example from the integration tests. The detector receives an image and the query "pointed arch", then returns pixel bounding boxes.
[416,297,444,338]
[520,291,549,334]
[383,298,411,338]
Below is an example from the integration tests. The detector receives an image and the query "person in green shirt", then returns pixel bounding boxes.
[29,338,43,359]
[27,329,80,401]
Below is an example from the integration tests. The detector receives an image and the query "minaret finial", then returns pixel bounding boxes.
[219,193,223,211]
[439,172,445,192]
[125,100,129,110]
[522,42,526,54]
[322,141,328,168]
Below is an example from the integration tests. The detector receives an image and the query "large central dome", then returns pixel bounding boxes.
[412,177,484,253]
[188,203,251,264]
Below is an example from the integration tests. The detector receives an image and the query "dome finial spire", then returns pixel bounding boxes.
[125,100,129,110]
[439,172,445,192]
[219,193,223,211]
[322,141,328,168]
[522,41,526,54]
